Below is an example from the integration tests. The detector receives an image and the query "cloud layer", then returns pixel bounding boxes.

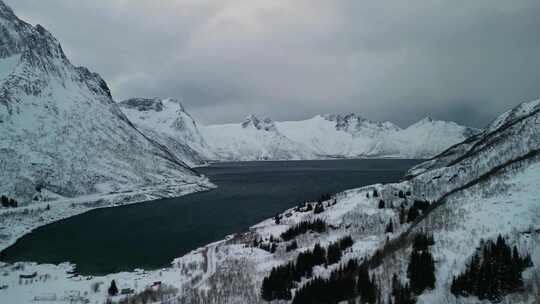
[6,0,540,127]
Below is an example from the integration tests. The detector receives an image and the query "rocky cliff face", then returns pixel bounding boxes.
[0,1,210,202]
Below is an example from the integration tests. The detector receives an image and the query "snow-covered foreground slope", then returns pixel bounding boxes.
[0,1,213,256]
[200,113,478,161]
[2,98,538,304]
[118,98,215,166]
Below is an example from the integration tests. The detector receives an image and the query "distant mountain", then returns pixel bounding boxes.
[118,97,215,167]
[198,113,479,160]
[201,115,316,161]
[0,1,211,202]
[120,101,479,161]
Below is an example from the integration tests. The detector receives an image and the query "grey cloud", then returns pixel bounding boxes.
[5,0,540,127]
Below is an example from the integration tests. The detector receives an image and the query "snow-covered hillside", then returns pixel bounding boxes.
[118,97,215,166]
[0,0,213,254]
[198,113,478,161]
[2,98,538,303]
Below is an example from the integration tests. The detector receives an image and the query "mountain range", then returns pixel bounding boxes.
[119,97,479,163]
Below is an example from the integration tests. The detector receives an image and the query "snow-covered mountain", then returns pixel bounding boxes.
[3,97,537,304]
[118,97,214,167]
[0,1,211,203]
[201,115,317,161]
[200,113,478,160]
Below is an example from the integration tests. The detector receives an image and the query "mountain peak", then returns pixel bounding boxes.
[241,114,275,131]
[421,116,434,123]
[119,98,165,112]
[322,113,401,133]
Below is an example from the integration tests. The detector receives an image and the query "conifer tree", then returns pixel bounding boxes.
[108,280,118,296]
[451,235,533,301]
[407,233,436,294]
[1,196,8,207]
[385,220,394,233]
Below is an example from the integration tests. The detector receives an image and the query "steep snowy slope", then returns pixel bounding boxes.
[0,1,211,203]
[385,116,479,158]
[201,115,316,161]
[118,97,214,166]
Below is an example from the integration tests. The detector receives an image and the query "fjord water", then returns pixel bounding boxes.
[1,159,421,275]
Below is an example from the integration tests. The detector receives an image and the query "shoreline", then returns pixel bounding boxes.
[0,178,215,256]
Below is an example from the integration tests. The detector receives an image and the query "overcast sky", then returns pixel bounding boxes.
[6,0,540,127]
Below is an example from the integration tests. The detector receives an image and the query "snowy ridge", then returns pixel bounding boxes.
[199,113,478,161]
[118,97,215,166]
[117,99,478,161]
[276,114,478,159]
[201,114,316,161]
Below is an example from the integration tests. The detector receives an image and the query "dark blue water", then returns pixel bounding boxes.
[0,159,421,275]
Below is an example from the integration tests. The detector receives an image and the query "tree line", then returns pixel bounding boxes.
[280,219,327,241]
[1,195,18,208]
[291,259,378,304]
[451,235,533,302]
[261,236,354,301]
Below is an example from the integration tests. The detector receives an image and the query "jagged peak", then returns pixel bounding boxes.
[162,97,185,111]
[411,116,452,127]
[118,97,187,113]
[421,116,434,123]
[322,113,366,122]
[119,98,165,112]
[322,113,401,132]
[75,66,112,98]
[241,114,275,131]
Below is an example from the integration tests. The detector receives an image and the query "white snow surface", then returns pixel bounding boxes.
[118,97,215,166]
[198,113,479,161]
[201,115,316,161]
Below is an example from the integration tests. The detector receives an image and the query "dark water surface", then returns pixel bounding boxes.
[1,159,421,275]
